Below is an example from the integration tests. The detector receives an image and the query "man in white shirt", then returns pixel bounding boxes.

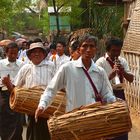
[49,41,69,72]
[96,38,134,100]
[96,38,134,140]
[0,42,24,140]
[35,34,116,120]
[3,42,55,140]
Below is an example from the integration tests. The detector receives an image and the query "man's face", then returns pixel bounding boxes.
[6,48,19,62]
[108,45,121,60]
[79,41,97,60]
[56,43,64,56]
[29,48,46,65]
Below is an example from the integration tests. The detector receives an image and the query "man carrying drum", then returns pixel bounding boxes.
[3,42,55,140]
[35,34,116,122]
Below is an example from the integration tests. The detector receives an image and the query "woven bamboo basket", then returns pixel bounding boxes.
[10,87,66,118]
[48,101,132,140]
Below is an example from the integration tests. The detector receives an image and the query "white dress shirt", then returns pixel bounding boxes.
[49,54,70,72]
[0,58,24,86]
[39,57,116,112]
[14,59,55,88]
[96,53,133,87]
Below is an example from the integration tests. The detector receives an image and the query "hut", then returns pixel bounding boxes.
[96,0,140,115]
[93,0,139,114]
[122,0,140,115]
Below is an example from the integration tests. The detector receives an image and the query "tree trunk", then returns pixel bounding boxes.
[52,0,60,37]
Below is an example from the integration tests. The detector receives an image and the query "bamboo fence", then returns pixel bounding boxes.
[122,50,140,114]
[122,0,140,115]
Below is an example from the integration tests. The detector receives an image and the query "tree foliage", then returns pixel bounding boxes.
[0,0,48,38]
[79,0,124,38]
[0,0,13,32]
[0,0,124,39]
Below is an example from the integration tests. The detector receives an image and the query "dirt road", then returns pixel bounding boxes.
[1,110,139,140]
[129,111,140,140]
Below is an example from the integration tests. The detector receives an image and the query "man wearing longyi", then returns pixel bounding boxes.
[0,42,24,140]
[3,42,55,140]
[35,35,116,123]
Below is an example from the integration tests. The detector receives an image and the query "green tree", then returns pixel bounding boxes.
[80,0,124,38]
[0,0,13,36]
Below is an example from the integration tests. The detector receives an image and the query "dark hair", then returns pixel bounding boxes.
[78,34,98,47]
[50,43,56,50]
[33,38,42,43]
[56,41,66,48]
[69,40,79,51]
[106,38,123,51]
[5,42,19,53]
[26,40,33,46]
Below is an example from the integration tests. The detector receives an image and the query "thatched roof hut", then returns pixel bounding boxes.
[122,0,140,115]
[123,0,139,52]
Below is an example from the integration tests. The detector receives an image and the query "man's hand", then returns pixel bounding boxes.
[2,75,11,87]
[2,75,14,92]
[35,106,44,122]
[109,68,116,80]
[109,63,125,80]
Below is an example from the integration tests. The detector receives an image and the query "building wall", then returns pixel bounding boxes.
[49,15,71,33]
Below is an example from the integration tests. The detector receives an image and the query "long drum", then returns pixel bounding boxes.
[10,87,66,118]
[48,101,132,140]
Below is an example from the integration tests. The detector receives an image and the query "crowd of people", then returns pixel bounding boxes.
[0,35,134,140]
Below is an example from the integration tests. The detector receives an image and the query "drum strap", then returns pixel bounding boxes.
[82,67,103,103]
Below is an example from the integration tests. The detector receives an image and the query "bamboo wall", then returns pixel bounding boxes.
[122,0,140,115]
[122,50,140,114]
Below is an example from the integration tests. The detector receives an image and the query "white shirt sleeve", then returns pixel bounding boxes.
[38,65,66,108]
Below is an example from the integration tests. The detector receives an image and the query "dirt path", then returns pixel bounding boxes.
[129,110,140,140]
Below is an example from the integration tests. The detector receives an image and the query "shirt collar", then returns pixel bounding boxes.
[32,59,49,67]
[5,58,21,67]
[105,53,121,60]
[74,57,99,72]
[104,53,109,59]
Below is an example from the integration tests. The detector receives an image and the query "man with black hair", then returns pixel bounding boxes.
[96,37,134,140]
[49,41,69,72]
[3,42,55,140]
[96,38,134,100]
[35,34,116,124]
[0,42,24,140]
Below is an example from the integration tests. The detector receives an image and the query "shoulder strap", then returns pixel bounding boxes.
[106,57,114,68]
[82,67,103,103]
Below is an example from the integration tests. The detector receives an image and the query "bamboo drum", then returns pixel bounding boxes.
[48,101,132,140]
[10,87,66,118]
